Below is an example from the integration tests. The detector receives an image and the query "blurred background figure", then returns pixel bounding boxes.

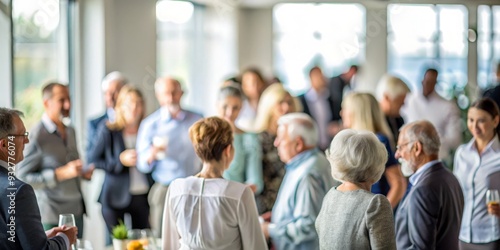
[299,66,339,150]
[253,84,301,214]
[216,85,264,194]
[341,92,407,209]
[376,74,411,142]
[401,68,462,164]
[236,68,268,131]
[85,71,126,174]
[328,65,359,120]
[89,86,152,244]
[136,77,202,236]
[221,76,241,88]
[454,98,500,250]
[162,117,267,250]
[261,113,335,250]
[17,82,87,238]
[483,63,500,110]
[317,129,396,250]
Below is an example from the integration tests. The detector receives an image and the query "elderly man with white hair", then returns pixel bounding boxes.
[315,129,396,249]
[376,74,411,142]
[260,113,336,250]
[136,77,202,235]
[395,120,464,249]
[86,71,126,174]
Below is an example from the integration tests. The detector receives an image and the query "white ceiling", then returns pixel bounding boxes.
[192,0,500,8]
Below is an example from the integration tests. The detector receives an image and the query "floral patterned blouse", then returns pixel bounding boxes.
[255,131,286,214]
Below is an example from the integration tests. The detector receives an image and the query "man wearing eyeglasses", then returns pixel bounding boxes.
[0,108,77,249]
[16,82,87,238]
[394,120,464,250]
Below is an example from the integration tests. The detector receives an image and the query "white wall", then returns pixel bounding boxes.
[78,1,157,249]
[0,0,12,108]
[238,7,274,78]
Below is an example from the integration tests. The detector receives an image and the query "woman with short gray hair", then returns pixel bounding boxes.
[316,129,396,250]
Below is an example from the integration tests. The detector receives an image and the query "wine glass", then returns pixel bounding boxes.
[75,239,93,250]
[486,190,500,206]
[141,229,157,250]
[58,214,76,227]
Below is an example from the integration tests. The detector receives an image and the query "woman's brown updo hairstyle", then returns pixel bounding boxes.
[189,117,233,162]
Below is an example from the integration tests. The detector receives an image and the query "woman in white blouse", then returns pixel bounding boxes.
[454,98,500,250]
[162,117,268,250]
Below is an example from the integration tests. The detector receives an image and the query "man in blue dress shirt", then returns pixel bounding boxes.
[261,113,337,250]
[136,77,202,235]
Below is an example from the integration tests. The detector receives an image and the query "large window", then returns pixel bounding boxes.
[156,0,237,116]
[388,4,468,99]
[477,5,500,89]
[273,3,366,95]
[12,0,71,129]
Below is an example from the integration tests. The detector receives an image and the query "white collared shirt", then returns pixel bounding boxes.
[401,91,462,160]
[453,136,500,243]
[409,159,441,186]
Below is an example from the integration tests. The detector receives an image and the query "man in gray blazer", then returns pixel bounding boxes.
[0,108,77,249]
[17,82,89,238]
[395,120,464,249]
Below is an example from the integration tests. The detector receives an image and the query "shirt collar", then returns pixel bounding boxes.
[107,108,116,122]
[466,135,500,154]
[305,88,329,102]
[41,113,58,133]
[286,148,318,170]
[160,107,186,122]
[409,159,441,186]
[0,160,8,170]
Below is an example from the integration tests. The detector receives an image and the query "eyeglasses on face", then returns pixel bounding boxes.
[396,141,414,151]
[8,132,29,140]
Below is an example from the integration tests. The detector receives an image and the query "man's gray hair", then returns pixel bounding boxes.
[401,120,441,156]
[326,129,387,184]
[277,113,318,147]
[102,71,127,92]
[154,77,182,93]
[376,74,411,101]
[0,108,24,139]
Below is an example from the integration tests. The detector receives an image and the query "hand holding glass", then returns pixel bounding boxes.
[58,214,76,227]
[58,214,76,250]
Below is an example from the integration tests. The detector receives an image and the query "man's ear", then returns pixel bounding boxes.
[383,93,391,103]
[0,138,7,154]
[295,137,305,152]
[43,98,49,109]
[414,141,423,156]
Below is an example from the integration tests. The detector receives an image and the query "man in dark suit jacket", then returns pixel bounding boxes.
[328,65,358,122]
[85,71,126,173]
[0,108,77,249]
[483,63,500,109]
[298,66,339,150]
[395,120,464,250]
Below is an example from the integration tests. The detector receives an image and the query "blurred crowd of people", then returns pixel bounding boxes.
[1,63,500,250]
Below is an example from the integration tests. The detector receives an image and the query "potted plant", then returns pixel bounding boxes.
[112,220,129,250]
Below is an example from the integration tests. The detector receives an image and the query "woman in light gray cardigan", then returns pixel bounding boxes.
[316,129,396,250]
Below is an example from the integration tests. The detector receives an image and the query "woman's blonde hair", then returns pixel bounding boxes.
[254,83,301,132]
[342,92,394,148]
[107,85,145,131]
[189,117,233,162]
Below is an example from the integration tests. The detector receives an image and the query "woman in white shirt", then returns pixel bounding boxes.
[162,117,268,250]
[454,98,500,250]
